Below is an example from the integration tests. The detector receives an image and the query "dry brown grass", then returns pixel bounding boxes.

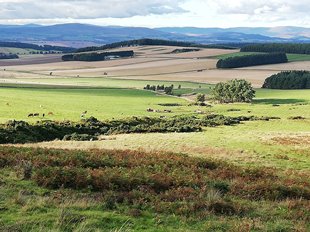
[270,135,310,146]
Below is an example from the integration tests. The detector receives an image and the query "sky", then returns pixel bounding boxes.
[0,0,309,28]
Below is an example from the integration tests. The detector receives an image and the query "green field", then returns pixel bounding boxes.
[0,86,194,122]
[1,78,310,231]
[1,81,309,122]
[215,52,310,62]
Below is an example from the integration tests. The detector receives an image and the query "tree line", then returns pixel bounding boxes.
[75,39,236,53]
[0,53,19,59]
[216,53,288,68]
[0,42,75,53]
[62,50,134,62]
[241,43,310,54]
[262,71,310,89]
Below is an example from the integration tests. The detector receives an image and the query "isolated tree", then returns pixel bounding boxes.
[196,94,206,104]
[212,79,255,103]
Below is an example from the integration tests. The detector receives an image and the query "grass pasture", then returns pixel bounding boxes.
[1,80,309,172]
[0,86,191,122]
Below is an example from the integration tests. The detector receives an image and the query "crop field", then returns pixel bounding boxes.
[3,45,308,87]
[1,46,309,88]
[1,44,310,231]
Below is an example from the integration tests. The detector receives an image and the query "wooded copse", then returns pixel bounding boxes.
[0,53,19,59]
[241,43,310,54]
[216,53,288,68]
[62,50,134,62]
[212,79,256,103]
[262,71,310,89]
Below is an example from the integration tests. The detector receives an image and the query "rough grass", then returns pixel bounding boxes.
[0,146,309,231]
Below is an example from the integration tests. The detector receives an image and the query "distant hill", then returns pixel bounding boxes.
[157,26,310,40]
[0,24,309,48]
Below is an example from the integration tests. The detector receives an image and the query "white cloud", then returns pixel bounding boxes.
[0,0,309,27]
[0,0,187,19]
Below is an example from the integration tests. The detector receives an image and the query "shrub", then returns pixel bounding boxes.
[196,94,206,104]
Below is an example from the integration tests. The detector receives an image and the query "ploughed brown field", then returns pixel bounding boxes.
[1,45,310,87]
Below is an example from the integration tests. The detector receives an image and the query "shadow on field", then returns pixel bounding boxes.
[253,98,307,105]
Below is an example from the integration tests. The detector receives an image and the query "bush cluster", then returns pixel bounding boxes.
[0,115,274,144]
[262,71,310,89]
[216,53,288,68]
[241,43,310,54]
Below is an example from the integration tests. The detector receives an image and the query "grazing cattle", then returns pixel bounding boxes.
[160,115,166,119]
[104,72,108,75]
[42,113,45,118]
[48,112,54,116]
[164,110,172,113]
[147,108,154,112]
[33,113,39,117]
[50,72,53,76]
[28,113,34,117]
